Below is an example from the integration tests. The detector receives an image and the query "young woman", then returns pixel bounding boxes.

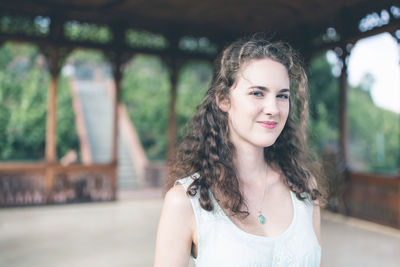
[154,36,323,267]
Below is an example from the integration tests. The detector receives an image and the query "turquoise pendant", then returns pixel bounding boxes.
[258,214,266,224]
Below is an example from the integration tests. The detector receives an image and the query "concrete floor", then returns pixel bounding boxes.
[1,193,399,267]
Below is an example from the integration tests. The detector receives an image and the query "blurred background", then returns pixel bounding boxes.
[0,0,399,266]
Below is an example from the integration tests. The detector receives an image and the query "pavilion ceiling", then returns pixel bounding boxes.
[0,0,399,57]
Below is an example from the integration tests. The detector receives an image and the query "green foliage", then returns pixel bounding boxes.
[308,53,339,153]
[126,30,168,49]
[0,43,48,160]
[176,61,212,139]
[308,52,399,174]
[57,76,81,160]
[0,42,80,161]
[121,56,212,160]
[64,21,112,44]
[121,55,170,160]
[0,15,50,36]
[1,40,397,173]
[348,83,399,173]
[179,36,218,55]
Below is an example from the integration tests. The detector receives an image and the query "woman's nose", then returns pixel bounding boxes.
[263,97,279,115]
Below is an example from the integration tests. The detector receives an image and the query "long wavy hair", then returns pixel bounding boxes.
[167,35,323,217]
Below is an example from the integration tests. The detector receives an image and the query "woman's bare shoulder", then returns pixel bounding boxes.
[163,184,193,215]
[154,185,195,266]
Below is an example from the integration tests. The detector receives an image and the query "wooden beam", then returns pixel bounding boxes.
[0,0,397,52]
[0,162,115,173]
[0,31,216,61]
[315,19,400,55]
[0,2,238,43]
[0,163,46,173]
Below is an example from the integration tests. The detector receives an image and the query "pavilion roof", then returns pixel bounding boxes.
[0,0,399,57]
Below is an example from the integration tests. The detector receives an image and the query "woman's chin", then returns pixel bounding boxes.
[257,140,277,148]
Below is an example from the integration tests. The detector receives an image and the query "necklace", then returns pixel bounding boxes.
[257,165,268,225]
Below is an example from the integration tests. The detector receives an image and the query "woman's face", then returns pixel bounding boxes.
[219,58,290,150]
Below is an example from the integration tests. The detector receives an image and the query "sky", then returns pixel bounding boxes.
[344,33,399,114]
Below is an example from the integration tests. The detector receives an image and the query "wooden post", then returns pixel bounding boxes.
[393,33,400,175]
[166,58,179,162]
[106,24,129,200]
[111,59,121,165]
[392,32,400,227]
[335,43,352,215]
[109,53,123,200]
[396,36,400,228]
[338,44,350,169]
[44,47,60,202]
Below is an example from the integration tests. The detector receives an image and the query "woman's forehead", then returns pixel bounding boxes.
[235,59,290,88]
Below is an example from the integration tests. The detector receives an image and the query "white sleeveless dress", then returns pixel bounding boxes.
[175,175,321,267]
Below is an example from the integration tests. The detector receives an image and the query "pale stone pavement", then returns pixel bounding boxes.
[1,190,399,267]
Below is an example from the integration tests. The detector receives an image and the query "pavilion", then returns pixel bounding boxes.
[0,0,399,229]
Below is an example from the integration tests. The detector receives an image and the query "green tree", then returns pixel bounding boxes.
[0,42,47,160]
[0,42,80,161]
[308,52,339,153]
[348,79,399,173]
[307,52,399,174]
[57,75,80,160]
[121,55,170,160]
[121,56,213,160]
[176,61,212,140]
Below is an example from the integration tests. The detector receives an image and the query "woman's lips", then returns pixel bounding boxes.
[257,121,277,129]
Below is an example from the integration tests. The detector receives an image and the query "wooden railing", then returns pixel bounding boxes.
[3,162,398,230]
[344,172,400,229]
[0,162,116,207]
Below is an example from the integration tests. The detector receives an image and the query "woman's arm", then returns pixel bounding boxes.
[313,200,321,246]
[313,202,322,267]
[310,176,322,267]
[153,184,195,267]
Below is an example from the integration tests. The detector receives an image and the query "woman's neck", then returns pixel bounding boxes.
[233,143,268,186]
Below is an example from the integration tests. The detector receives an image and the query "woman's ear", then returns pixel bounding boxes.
[216,93,230,112]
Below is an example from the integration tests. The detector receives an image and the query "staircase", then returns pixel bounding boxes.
[117,135,139,189]
[74,80,139,189]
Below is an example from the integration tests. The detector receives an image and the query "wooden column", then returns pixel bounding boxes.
[109,53,123,200]
[44,47,61,202]
[166,58,179,161]
[393,32,400,174]
[45,49,59,163]
[338,44,350,169]
[111,57,122,164]
[391,31,400,227]
[337,43,353,216]
[107,24,129,200]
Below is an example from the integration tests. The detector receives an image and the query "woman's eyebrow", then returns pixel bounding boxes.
[249,86,290,92]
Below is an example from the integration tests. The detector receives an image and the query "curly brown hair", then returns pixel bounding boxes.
[167,35,323,217]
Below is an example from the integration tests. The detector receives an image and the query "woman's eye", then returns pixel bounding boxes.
[251,91,264,97]
[277,94,289,99]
